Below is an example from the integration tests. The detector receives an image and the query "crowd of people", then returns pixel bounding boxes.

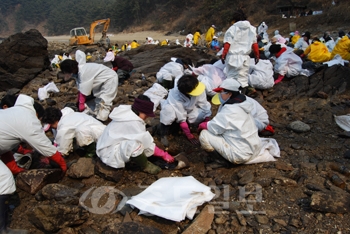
[1,9,350,233]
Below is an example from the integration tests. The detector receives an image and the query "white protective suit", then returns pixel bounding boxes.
[160,87,211,125]
[246,97,269,131]
[96,105,155,169]
[223,21,257,88]
[257,22,269,41]
[75,50,118,121]
[248,58,274,89]
[55,107,106,156]
[199,99,279,164]
[0,95,56,195]
[325,39,336,52]
[274,47,303,77]
[156,61,184,84]
[192,62,226,96]
[294,38,311,51]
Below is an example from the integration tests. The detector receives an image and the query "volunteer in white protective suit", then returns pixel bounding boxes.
[60,50,118,121]
[257,22,269,41]
[262,36,287,58]
[159,75,211,146]
[294,31,311,52]
[198,79,279,165]
[156,57,192,89]
[42,107,106,156]
[269,44,303,84]
[247,58,274,89]
[221,10,260,90]
[0,94,66,234]
[97,95,175,175]
[192,59,226,97]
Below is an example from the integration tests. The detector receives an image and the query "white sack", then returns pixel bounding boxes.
[127,176,215,222]
[38,82,59,101]
[334,114,350,131]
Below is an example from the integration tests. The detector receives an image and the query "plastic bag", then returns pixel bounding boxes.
[38,82,59,100]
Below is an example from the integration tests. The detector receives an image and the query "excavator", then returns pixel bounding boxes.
[69,18,110,47]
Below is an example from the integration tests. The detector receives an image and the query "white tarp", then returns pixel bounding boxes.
[126,176,215,222]
[38,82,59,100]
[334,114,350,131]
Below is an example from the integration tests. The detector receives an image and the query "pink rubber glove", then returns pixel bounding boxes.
[153,146,175,163]
[198,121,208,132]
[78,92,86,112]
[203,117,210,122]
[179,121,200,145]
[274,74,285,84]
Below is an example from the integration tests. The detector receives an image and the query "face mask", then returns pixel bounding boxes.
[219,92,229,104]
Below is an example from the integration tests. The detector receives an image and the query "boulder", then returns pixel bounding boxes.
[41,183,80,202]
[28,204,89,232]
[67,158,95,179]
[16,169,62,194]
[182,205,214,234]
[0,29,50,91]
[287,120,311,133]
[94,157,124,183]
[102,222,163,234]
[310,190,350,214]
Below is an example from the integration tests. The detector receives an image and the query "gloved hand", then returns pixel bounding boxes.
[17,145,33,155]
[112,66,118,71]
[179,121,200,145]
[1,151,25,175]
[153,146,175,163]
[221,42,230,64]
[198,121,208,132]
[78,92,86,112]
[49,151,67,174]
[252,43,260,64]
[274,74,285,84]
[203,117,210,122]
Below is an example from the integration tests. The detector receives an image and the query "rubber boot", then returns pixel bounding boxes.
[206,150,231,168]
[159,123,170,147]
[84,143,96,158]
[132,153,161,175]
[0,195,9,233]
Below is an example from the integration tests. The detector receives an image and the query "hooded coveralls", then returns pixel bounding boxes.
[304,41,331,63]
[192,62,226,97]
[274,47,302,77]
[199,98,262,164]
[160,87,211,126]
[156,61,184,84]
[223,21,257,88]
[75,50,118,121]
[294,38,311,51]
[247,58,274,89]
[245,97,269,132]
[96,105,155,169]
[55,107,106,156]
[0,95,57,195]
[193,32,201,45]
[331,36,350,61]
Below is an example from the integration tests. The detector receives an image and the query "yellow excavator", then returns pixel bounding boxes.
[69,18,110,46]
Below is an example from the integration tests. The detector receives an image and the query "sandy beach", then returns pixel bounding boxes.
[44,31,185,44]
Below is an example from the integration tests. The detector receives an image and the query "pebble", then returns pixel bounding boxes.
[288,120,311,133]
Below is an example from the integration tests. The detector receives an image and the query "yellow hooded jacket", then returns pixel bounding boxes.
[205,27,215,43]
[160,40,168,46]
[291,35,300,45]
[304,41,331,63]
[130,41,140,49]
[193,32,201,45]
[331,36,350,60]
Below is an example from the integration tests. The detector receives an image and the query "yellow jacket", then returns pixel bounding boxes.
[160,40,168,46]
[205,27,215,43]
[331,36,350,60]
[193,32,201,45]
[130,41,140,49]
[304,41,331,63]
[291,35,300,45]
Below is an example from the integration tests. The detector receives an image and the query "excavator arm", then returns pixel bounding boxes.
[89,18,110,41]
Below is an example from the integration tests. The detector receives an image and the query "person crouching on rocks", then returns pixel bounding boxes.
[60,50,118,121]
[96,95,175,175]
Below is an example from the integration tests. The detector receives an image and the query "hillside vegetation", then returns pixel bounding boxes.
[0,0,348,37]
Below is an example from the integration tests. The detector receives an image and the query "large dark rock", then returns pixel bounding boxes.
[67,157,95,179]
[102,222,163,234]
[16,169,62,194]
[41,183,80,204]
[0,29,50,91]
[310,190,350,214]
[28,204,89,232]
[94,157,124,183]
